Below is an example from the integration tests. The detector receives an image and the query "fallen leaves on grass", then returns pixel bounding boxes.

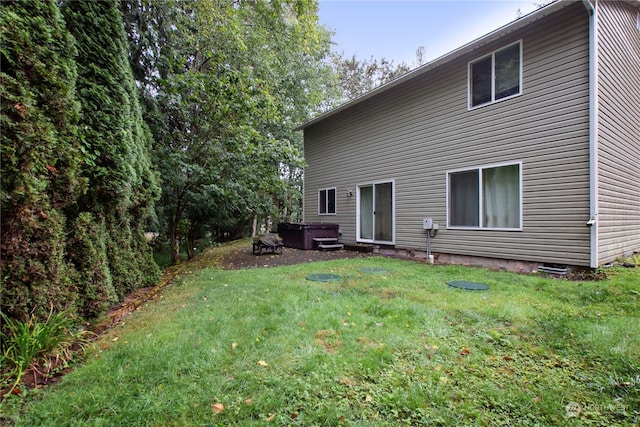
[315,329,343,353]
[338,377,356,386]
[212,402,225,414]
[258,360,269,367]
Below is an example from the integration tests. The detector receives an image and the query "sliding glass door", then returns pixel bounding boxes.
[357,181,394,244]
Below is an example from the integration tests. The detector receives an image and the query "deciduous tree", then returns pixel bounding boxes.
[330,53,411,103]
[122,0,333,263]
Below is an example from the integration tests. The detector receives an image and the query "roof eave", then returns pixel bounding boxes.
[294,0,573,131]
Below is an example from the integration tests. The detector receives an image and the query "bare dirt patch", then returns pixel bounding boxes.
[218,245,373,270]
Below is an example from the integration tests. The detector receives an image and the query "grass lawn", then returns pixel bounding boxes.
[5,243,639,426]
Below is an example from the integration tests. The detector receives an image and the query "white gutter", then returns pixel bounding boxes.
[582,0,599,268]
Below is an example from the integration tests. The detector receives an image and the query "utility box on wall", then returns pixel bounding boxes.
[422,218,433,229]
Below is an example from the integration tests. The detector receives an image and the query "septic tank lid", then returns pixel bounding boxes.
[447,281,490,291]
[306,273,341,282]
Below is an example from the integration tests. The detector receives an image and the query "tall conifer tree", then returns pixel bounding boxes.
[0,0,83,320]
[62,0,159,300]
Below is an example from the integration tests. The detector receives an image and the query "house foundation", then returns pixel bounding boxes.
[369,245,539,273]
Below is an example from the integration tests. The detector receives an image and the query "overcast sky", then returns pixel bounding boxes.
[317,0,541,66]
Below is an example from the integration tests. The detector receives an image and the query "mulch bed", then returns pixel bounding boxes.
[218,246,373,269]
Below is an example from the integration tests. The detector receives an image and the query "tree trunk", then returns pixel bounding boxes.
[186,239,194,259]
[170,223,180,264]
[252,214,258,237]
[186,229,194,259]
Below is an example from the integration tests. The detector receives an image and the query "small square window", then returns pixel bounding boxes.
[469,41,522,108]
[318,188,336,215]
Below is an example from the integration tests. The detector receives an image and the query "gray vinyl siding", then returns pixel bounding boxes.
[304,3,592,266]
[596,1,640,264]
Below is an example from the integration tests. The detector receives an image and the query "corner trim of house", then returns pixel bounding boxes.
[583,0,600,268]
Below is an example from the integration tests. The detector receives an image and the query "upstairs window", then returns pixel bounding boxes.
[448,162,522,230]
[318,187,336,215]
[469,41,522,108]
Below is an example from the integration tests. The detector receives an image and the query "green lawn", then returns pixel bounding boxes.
[5,249,640,426]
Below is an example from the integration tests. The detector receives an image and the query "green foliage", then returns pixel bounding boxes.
[0,0,83,209]
[1,0,159,324]
[0,310,81,406]
[122,0,334,263]
[0,311,72,377]
[0,0,82,321]
[62,0,159,210]
[67,213,116,318]
[104,217,143,298]
[0,210,77,321]
[62,0,160,295]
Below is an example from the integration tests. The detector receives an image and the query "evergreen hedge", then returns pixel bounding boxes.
[1,0,159,323]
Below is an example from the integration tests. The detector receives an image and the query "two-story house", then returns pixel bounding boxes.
[296,0,640,270]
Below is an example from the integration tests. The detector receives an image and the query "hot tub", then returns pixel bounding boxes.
[277,223,339,250]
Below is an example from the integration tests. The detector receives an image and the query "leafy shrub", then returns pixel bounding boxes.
[0,310,84,404]
[68,213,117,318]
[0,210,78,321]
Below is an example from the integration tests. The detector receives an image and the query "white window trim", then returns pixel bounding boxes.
[446,161,523,231]
[468,40,523,110]
[318,187,337,215]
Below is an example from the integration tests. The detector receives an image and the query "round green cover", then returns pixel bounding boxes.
[448,281,490,291]
[360,267,388,273]
[306,273,341,282]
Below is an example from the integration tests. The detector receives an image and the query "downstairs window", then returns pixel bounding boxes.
[448,162,522,230]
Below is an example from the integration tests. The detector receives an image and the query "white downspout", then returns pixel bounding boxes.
[582,0,599,268]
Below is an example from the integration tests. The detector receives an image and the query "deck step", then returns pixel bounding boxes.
[318,243,344,251]
[313,237,338,243]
